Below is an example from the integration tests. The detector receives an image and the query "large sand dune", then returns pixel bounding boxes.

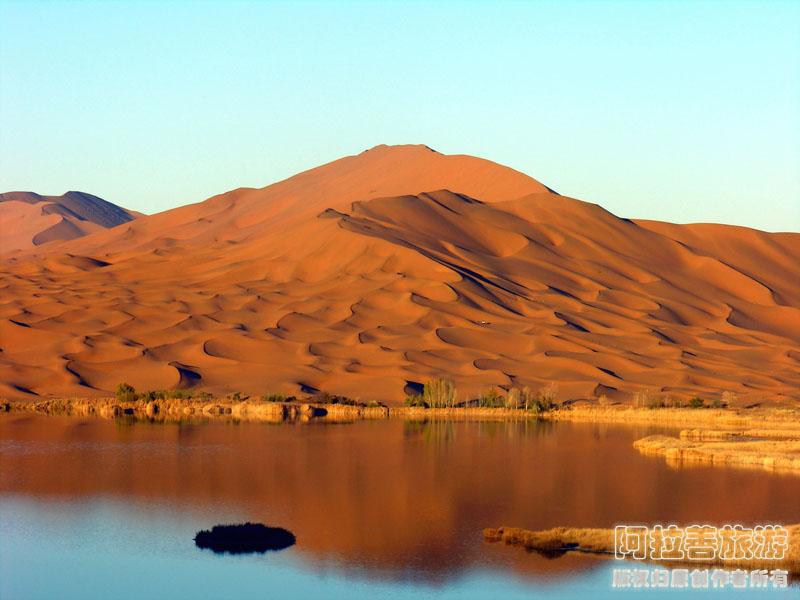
[0,145,797,404]
[0,191,139,253]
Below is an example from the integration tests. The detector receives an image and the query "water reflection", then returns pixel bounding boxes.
[1,414,799,585]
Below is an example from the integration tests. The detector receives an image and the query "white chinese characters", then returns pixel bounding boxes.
[611,568,788,589]
[615,524,789,561]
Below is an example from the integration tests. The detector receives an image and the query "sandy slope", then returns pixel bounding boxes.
[0,145,797,404]
[0,191,139,253]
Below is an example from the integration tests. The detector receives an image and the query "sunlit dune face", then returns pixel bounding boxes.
[1,146,798,404]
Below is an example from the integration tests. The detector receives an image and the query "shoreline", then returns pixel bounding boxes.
[483,525,800,575]
[0,396,539,424]
[634,435,800,473]
[5,397,799,475]
[2,396,798,426]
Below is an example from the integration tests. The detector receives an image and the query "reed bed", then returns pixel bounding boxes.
[634,435,800,473]
[484,525,800,573]
[540,406,800,430]
[484,526,614,555]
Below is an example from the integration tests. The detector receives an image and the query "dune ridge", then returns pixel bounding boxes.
[0,191,139,253]
[0,145,797,404]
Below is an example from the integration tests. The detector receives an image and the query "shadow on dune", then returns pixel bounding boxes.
[194,523,296,554]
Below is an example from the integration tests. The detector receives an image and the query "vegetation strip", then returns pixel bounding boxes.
[634,435,800,473]
[483,526,800,574]
[4,384,800,474]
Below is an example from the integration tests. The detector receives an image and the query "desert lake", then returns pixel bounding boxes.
[1,414,798,599]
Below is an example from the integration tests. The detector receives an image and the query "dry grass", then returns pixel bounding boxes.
[634,435,800,473]
[484,526,614,555]
[615,407,800,475]
[542,405,800,429]
[485,525,800,573]
[680,428,800,441]
[487,406,800,572]
[6,398,800,438]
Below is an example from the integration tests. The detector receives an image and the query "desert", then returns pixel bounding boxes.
[0,190,139,253]
[2,2,798,597]
[1,145,797,407]
[3,144,798,597]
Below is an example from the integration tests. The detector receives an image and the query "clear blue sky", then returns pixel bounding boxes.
[1,1,798,231]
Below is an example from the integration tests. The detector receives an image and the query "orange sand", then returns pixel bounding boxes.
[0,145,797,404]
[0,191,139,252]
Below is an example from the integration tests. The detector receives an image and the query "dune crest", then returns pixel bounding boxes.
[0,146,797,404]
[0,191,139,253]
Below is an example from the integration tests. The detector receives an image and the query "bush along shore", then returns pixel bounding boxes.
[5,382,800,476]
[483,525,800,574]
[0,394,542,424]
[0,378,562,423]
[2,380,799,429]
[633,433,800,473]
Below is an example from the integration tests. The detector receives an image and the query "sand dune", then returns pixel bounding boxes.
[0,145,797,404]
[0,191,139,253]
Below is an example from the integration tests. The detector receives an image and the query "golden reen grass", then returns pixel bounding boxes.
[484,525,800,574]
[633,435,800,473]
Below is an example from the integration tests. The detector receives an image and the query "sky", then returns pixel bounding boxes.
[0,0,798,231]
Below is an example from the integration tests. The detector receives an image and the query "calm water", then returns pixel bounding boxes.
[1,414,798,599]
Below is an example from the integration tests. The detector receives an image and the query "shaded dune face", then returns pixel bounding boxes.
[0,145,797,403]
[0,191,139,253]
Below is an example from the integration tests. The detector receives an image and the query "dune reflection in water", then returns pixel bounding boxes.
[1,414,800,586]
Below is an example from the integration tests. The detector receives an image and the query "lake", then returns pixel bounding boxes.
[1,414,798,599]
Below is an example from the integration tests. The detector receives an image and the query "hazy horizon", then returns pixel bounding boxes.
[1,0,798,231]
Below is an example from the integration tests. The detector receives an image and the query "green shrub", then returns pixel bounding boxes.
[530,383,559,413]
[111,387,285,404]
[115,382,137,403]
[689,396,705,409]
[149,389,188,400]
[306,392,352,405]
[261,393,287,403]
[315,392,335,404]
[404,395,429,408]
[479,387,504,408]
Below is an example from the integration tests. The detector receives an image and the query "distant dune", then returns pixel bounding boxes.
[0,145,797,404]
[0,191,139,253]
